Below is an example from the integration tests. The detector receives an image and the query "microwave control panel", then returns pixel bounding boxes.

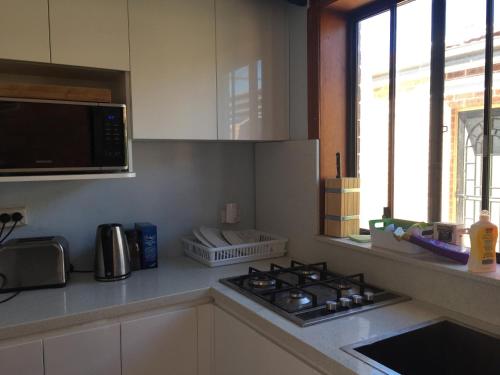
[93,106,127,167]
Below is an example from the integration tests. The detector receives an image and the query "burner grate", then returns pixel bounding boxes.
[220,260,409,326]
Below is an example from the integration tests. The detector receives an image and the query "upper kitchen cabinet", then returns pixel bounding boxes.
[129,0,217,140]
[49,0,130,70]
[216,0,289,141]
[0,0,50,63]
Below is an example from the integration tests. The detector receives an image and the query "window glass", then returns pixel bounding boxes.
[393,0,432,222]
[441,0,486,241]
[491,0,500,250]
[357,11,391,229]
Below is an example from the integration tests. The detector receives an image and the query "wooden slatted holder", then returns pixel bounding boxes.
[0,83,112,103]
[324,153,360,237]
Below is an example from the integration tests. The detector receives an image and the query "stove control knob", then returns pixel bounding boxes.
[339,297,352,308]
[363,291,374,302]
[352,294,363,305]
[325,300,338,312]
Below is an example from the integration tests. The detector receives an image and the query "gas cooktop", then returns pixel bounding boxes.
[220,260,409,327]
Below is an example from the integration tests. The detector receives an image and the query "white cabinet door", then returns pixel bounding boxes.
[44,324,121,375]
[129,0,217,140]
[49,0,130,70]
[0,339,44,375]
[216,0,289,141]
[214,306,320,375]
[0,0,50,63]
[121,307,198,375]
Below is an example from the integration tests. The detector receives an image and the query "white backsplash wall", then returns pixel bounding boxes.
[256,140,319,253]
[0,141,255,269]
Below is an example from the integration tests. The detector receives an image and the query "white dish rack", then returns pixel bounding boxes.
[182,230,288,267]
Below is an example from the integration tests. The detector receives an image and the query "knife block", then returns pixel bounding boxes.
[324,178,360,238]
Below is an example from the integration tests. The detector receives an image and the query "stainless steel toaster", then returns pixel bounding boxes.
[0,236,70,292]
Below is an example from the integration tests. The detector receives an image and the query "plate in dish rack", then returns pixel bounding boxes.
[192,228,214,247]
[221,230,245,245]
[199,226,229,247]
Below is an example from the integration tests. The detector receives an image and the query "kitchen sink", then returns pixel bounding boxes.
[342,319,500,375]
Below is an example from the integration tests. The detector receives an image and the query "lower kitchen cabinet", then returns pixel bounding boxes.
[0,339,44,375]
[121,307,198,375]
[43,323,121,375]
[0,303,323,375]
[214,306,320,375]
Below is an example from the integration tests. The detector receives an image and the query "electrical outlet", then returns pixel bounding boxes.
[0,207,27,227]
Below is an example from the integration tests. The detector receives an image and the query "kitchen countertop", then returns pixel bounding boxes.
[0,256,267,340]
[1,256,498,375]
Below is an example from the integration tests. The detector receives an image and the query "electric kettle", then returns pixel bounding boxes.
[94,223,131,281]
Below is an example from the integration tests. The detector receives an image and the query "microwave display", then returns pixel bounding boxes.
[0,99,127,174]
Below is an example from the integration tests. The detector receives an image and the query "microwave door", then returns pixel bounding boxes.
[0,101,93,171]
[37,103,94,169]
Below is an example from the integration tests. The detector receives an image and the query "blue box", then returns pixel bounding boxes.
[135,222,158,269]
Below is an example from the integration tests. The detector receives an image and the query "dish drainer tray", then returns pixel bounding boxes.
[182,230,287,267]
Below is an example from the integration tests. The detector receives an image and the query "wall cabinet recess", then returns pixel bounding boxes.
[121,307,198,375]
[43,324,121,375]
[48,0,130,70]
[216,0,289,141]
[214,306,320,375]
[0,0,50,63]
[0,339,44,375]
[129,0,217,140]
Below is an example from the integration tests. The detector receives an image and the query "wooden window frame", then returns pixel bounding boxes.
[309,0,496,233]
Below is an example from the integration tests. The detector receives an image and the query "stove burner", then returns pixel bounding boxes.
[286,290,312,307]
[220,261,409,326]
[248,275,277,288]
[331,280,351,289]
[296,269,320,280]
[290,290,305,299]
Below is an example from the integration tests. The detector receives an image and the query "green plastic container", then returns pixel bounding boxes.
[369,218,432,254]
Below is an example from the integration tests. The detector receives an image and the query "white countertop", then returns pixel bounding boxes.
[0,256,268,339]
[1,256,498,375]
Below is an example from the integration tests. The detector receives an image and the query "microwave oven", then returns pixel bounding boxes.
[0,98,128,174]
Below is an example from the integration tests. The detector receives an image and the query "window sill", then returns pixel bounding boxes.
[315,235,500,288]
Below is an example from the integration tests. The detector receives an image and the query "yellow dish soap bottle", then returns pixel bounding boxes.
[467,210,498,273]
